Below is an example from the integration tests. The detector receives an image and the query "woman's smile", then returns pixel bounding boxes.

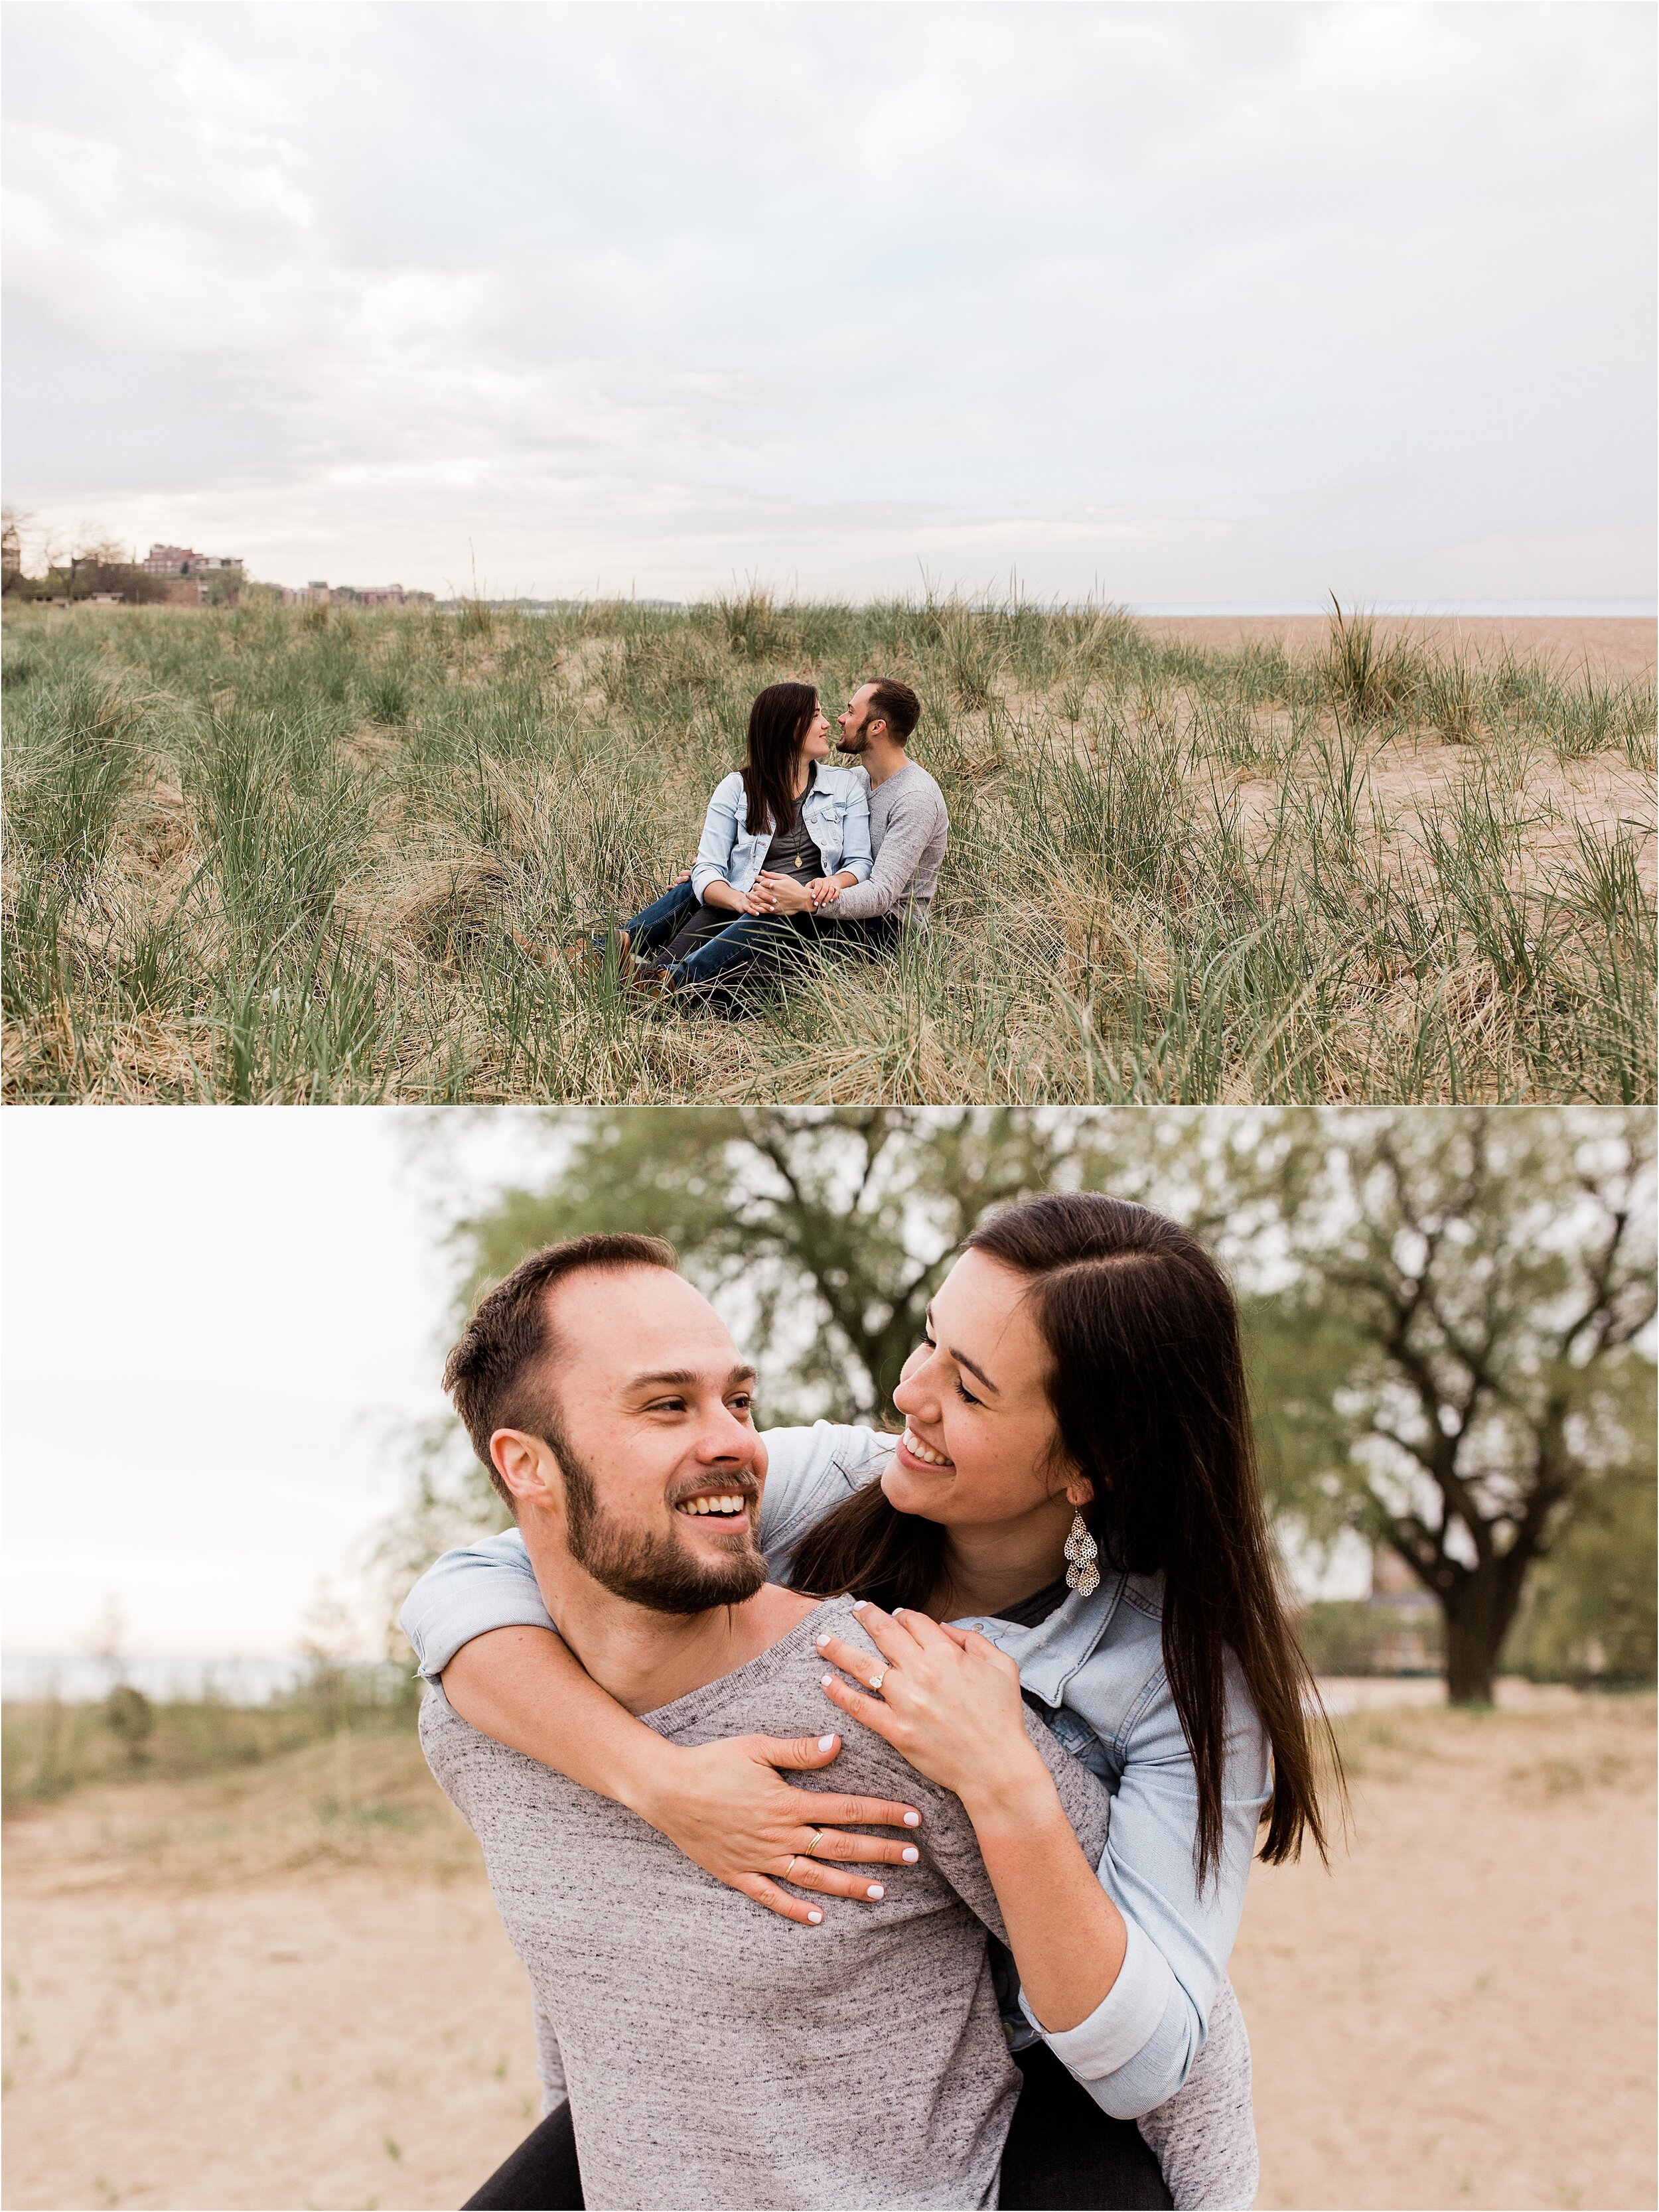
[897,1425,954,1470]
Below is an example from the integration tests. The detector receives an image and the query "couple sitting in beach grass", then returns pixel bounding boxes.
[404,1198,1334,2208]
[587,677,949,1006]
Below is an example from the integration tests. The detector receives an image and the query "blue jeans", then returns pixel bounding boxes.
[620,878,700,957]
[603,880,900,997]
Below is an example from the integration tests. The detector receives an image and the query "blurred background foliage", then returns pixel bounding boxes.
[388,1106,1655,1706]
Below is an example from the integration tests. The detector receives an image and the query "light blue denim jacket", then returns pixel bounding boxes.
[400,1420,1271,2121]
[688,768,873,906]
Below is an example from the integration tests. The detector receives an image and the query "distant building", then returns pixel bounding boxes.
[142,544,245,580]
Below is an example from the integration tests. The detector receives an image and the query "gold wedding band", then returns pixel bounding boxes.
[805,1828,826,1857]
[782,1856,801,1880]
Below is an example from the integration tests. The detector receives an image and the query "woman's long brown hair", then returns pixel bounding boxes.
[740,681,818,838]
[787,1192,1340,1885]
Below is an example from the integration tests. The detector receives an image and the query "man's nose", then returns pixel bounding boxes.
[695,1404,760,1461]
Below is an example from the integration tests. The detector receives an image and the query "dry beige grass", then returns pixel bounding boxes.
[3,1694,1653,2210]
[3,599,1653,1103]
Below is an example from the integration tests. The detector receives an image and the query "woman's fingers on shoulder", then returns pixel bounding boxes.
[814,1631,889,1685]
[843,1600,917,1655]
[889,1606,952,1649]
[819,1668,899,1738]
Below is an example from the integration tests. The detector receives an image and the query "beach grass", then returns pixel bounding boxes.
[3,593,1652,1103]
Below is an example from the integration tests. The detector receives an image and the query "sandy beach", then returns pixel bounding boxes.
[3,1693,1654,2211]
[1135,614,1656,680]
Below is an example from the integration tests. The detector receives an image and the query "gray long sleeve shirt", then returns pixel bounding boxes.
[421,1596,1110,2210]
[830,758,950,928]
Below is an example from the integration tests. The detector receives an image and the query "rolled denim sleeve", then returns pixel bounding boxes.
[837,782,873,882]
[1023,1648,1271,2119]
[399,1527,552,1679]
[688,774,743,904]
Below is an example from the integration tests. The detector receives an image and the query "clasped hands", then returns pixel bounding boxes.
[674,867,842,918]
[751,870,843,915]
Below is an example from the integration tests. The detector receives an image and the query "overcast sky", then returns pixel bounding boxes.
[4,1,1653,606]
[2,1110,478,1660]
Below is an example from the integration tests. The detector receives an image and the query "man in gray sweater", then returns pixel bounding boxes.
[421,1234,1110,2209]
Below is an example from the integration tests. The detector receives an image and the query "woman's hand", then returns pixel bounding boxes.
[815,1604,1050,1815]
[755,871,813,916]
[808,876,843,908]
[703,880,773,917]
[636,1729,926,1927]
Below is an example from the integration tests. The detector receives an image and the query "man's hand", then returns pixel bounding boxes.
[636,1731,924,1925]
[755,871,814,916]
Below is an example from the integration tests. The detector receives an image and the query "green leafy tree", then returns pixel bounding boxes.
[1248,1110,1656,1704]
[459,1108,1168,1420]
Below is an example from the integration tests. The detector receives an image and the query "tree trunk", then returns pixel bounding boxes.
[1442,1602,1500,1705]
[1439,1553,1532,1706]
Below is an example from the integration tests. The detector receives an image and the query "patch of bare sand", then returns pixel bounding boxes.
[1137,616,1656,681]
[2,1875,540,2212]
[1226,734,1657,890]
[3,1700,1653,2210]
[1234,1696,1656,2211]
[2,1737,540,2212]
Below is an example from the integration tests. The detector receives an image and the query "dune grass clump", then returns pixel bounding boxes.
[1,594,1652,1103]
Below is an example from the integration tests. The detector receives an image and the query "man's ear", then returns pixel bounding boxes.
[491,1427,561,1511]
[867,717,888,740]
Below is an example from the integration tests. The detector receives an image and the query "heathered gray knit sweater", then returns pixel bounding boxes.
[423,1594,1258,2209]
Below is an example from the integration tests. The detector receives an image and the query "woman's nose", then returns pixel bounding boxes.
[893,1359,933,1418]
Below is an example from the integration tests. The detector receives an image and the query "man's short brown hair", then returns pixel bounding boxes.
[863,678,921,743]
[444,1233,678,1503]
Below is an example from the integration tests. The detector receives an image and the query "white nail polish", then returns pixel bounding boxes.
[821,1674,834,1689]
[817,1734,836,1752]
[902,1846,919,1863]
[849,1600,867,1612]
[807,1909,822,1924]
[867,1884,884,1899]
[815,1633,830,1647]
[903,1811,920,1827]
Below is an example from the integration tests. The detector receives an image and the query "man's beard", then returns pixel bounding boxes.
[559,1437,767,1615]
[835,723,867,755]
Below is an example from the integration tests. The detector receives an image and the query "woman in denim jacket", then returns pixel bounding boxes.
[614,680,871,1000]
[403,1196,1338,2208]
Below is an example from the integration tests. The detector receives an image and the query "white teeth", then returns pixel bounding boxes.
[903,1428,950,1467]
[677,1495,747,1516]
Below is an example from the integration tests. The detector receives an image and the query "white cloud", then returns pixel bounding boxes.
[3,1,1652,601]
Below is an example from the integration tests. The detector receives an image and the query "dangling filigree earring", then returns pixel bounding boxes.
[1064,1511,1100,1596]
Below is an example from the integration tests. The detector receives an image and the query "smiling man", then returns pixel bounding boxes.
[416,1233,1116,2210]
